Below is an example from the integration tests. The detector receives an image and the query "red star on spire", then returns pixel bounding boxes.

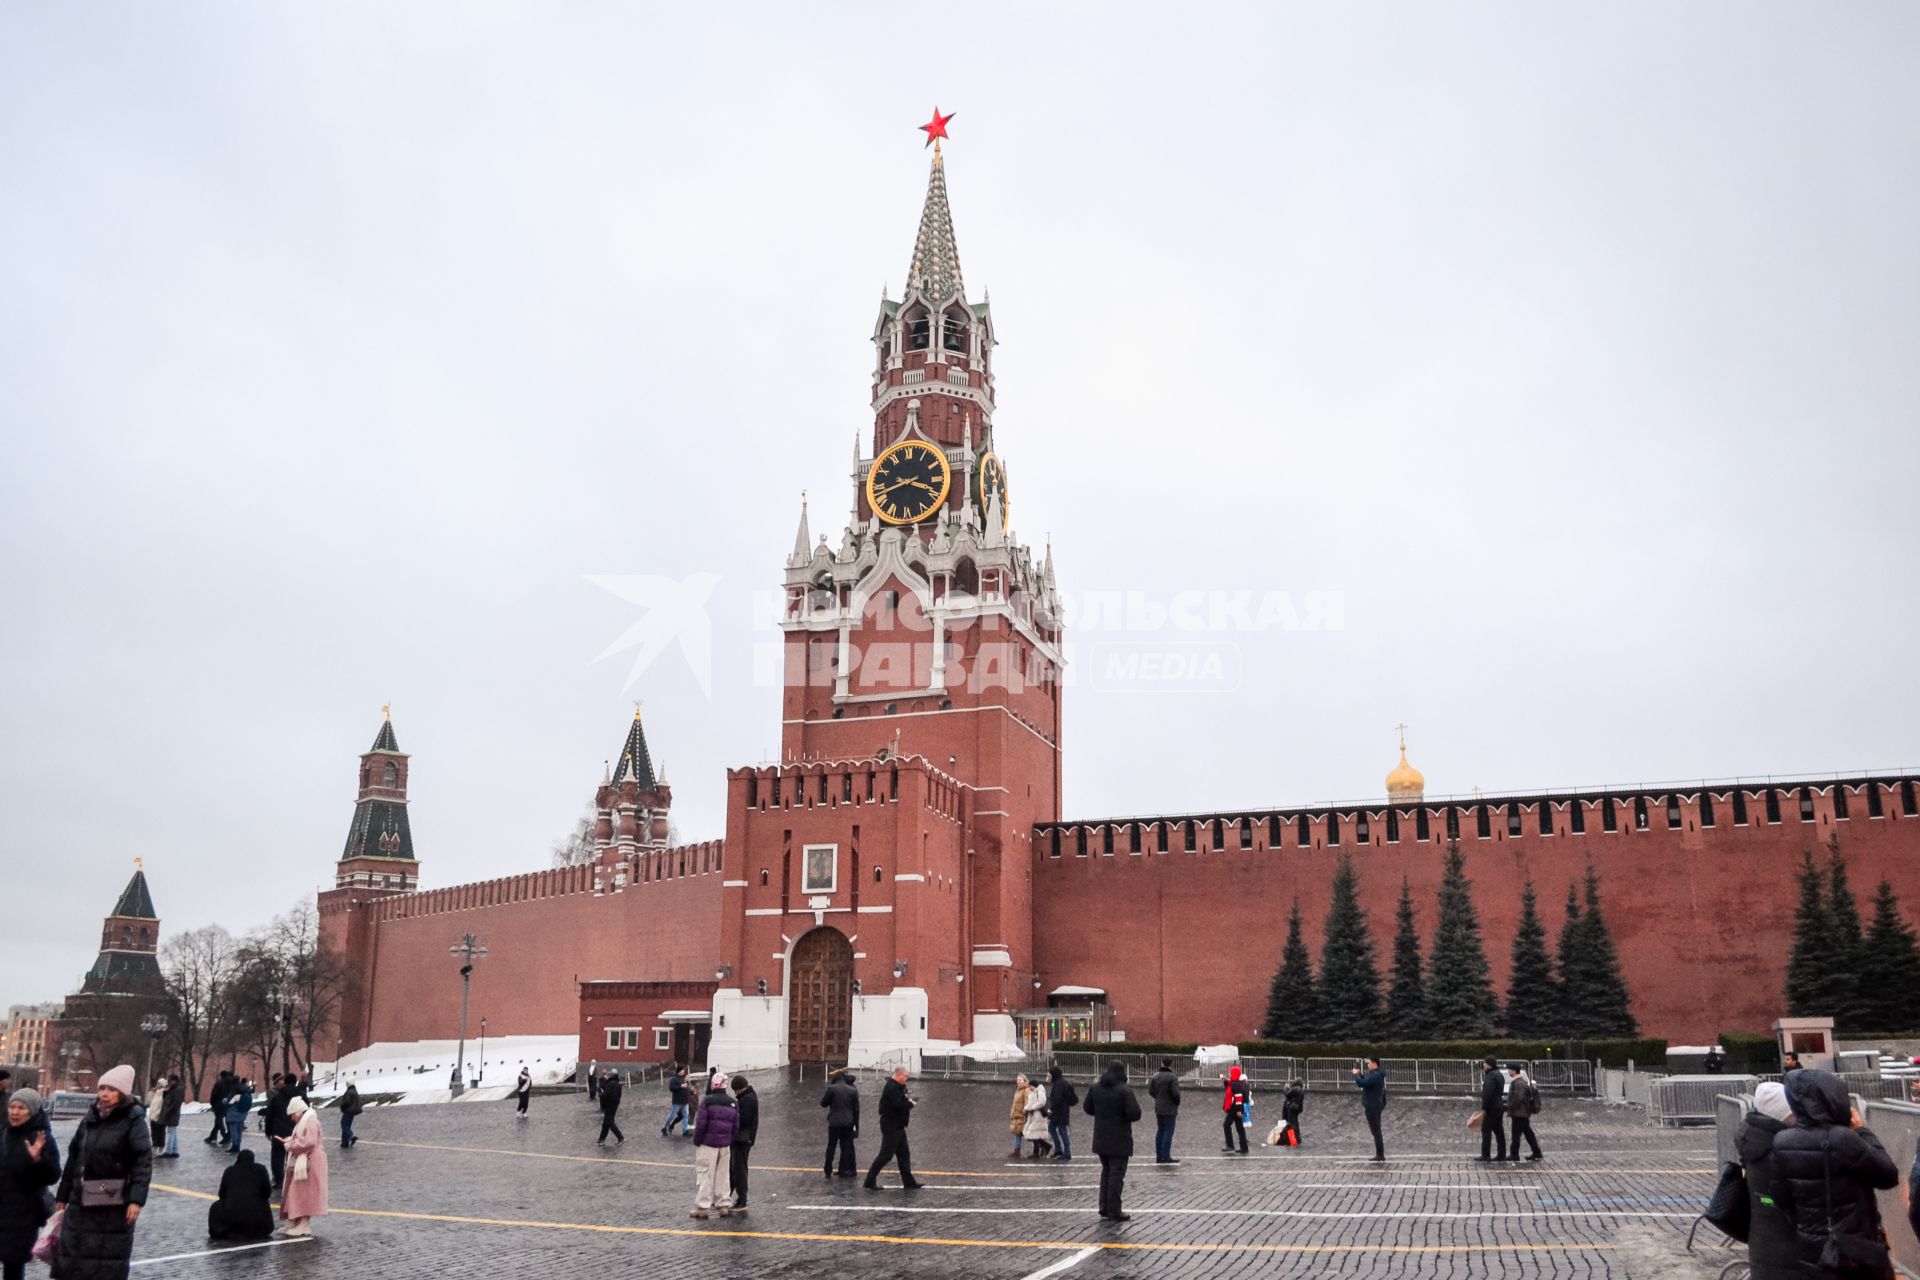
[919,107,955,148]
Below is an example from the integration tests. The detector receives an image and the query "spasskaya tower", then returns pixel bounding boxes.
[710,115,1065,1068]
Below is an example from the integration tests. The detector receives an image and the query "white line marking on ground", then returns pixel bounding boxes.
[928,1184,1103,1192]
[133,1238,316,1266]
[786,1204,1696,1221]
[1017,1244,1099,1280]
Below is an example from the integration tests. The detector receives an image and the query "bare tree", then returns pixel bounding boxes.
[223,938,290,1081]
[160,924,240,1099]
[551,804,599,866]
[269,901,355,1070]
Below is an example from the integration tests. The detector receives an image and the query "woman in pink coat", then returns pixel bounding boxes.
[272,1097,328,1236]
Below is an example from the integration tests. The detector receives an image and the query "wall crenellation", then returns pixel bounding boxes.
[1035,775,1920,862]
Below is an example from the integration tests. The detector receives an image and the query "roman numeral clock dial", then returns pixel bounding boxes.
[976,450,1008,530]
[865,439,952,525]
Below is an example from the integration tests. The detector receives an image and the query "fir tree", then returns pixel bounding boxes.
[1315,853,1383,1039]
[1502,879,1559,1038]
[1386,877,1429,1039]
[1825,842,1869,1032]
[1424,842,1498,1038]
[1857,879,1920,1033]
[1261,898,1320,1040]
[1573,866,1637,1035]
[1785,849,1841,1017]
[1555,881,1585,1033]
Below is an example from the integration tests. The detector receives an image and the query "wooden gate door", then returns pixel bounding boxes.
[787,928,853,1064]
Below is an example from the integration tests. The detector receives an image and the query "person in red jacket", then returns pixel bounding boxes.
[1220,1066,1250,1155]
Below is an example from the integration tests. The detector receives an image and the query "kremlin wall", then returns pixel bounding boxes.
[317,142,1920,1074]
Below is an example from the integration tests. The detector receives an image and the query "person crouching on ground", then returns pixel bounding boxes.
[1023,1073,1051,1159]
[206,1150,272,1243]
[690,1078,738,1219]
[273,1096,328,1237]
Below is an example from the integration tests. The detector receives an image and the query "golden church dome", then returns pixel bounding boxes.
[1386,727,1425,801]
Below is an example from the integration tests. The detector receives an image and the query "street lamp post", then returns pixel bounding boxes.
[140,1014,169,1092]
[449,934,488,1096]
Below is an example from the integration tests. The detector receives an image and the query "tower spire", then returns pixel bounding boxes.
[906,146,965,302]
[790,490,811,566]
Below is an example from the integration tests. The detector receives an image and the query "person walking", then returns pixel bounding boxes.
[597,1069,625,1145]
[1084,1061,1142,1223]
[864,1067,922,1191]
[1736,1082,1798,1280]
[51,1064,152,1280]
[661,1065,690,1137]
[728,1075,758,1214]
[1281,1079,1305,1147]
[689,1080,738,1219]
[142,1079,166,1155]
[1045,1066,1077,1162]
[514,1068,532,1119]
[337,1084,362,1149]
[1475,1057,1507,1163]
[156,1076,183,1161]
[1008,1076,1030,1160]
[1220,1066,1250,1155]
[1022,1074,1051,1159]
[263,1076,296,1190]
[1769,1068,1899,1275]
[205,1150,272,1243]
[820,1069,859,1179]
[224,1079,254,1155]
[1352,1056,1387,1162]
[2,1088,61,1280]
[1148,1058,1181,1164]
[273,1097,328,1238]
[586,1059,599,1102]
[204,1072,232,1147]
[1504,1065,1542,1161]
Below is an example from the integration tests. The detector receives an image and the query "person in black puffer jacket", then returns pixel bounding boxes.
[52,1065,152,1280]
[1768,1068,1898,1278]
[1,1089,62,1280]
[1737,1082,1798,1280]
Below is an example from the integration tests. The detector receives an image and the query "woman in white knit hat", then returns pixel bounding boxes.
[272,1096,329,1237]
[50,1064,150,1280]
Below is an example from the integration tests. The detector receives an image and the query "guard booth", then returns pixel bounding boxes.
[1013,987,1116,1055]
[1772,1016,1837,1071]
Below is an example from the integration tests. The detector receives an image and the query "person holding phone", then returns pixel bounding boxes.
[1351,1056,1387,1162]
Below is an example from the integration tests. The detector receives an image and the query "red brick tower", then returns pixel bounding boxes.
[319,710,420,1056]
[592,706,673,859]
[711,135,1065,1068]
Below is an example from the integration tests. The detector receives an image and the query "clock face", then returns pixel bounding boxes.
[976,450,1009,530]
[866,439,952,525]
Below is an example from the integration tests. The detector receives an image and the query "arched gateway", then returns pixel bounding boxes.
[787,927,853,1064]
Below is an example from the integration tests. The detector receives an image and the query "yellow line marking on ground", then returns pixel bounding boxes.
[355,1138,1052,1177]
[151,1185,1615,1256]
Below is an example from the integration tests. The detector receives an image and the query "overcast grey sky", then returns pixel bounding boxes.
[4,3,1917,1008]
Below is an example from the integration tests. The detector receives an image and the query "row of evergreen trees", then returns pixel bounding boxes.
[1785,838,1920,1033]
[1258,843,1636,1042]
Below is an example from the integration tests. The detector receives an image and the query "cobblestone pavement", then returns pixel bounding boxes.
[114,1073,1734,1279]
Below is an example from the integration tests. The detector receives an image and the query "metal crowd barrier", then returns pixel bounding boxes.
[1861,1099,1920,1278]
[1648,1075,1760,1126]
[1713,1092,1753,1167]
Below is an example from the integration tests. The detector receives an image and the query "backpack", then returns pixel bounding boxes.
[1526,1081,1544,1112]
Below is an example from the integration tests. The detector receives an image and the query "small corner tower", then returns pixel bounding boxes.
[334,706,419,892]
[594,704,673,859]
[81,859,163,993]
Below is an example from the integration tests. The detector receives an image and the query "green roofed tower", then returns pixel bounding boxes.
[81,859,162,993]
[334,706,420,894]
